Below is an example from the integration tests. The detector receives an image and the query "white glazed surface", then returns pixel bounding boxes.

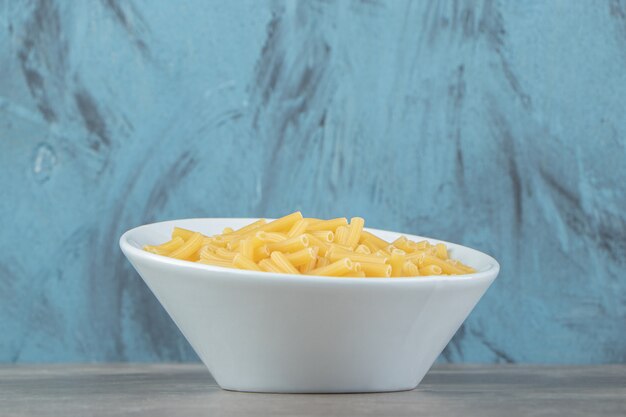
[120,219,499,393]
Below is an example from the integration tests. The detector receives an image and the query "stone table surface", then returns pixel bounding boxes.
[1,364,625,417]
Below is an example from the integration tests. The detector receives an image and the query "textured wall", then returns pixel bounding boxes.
[1,0,625,363]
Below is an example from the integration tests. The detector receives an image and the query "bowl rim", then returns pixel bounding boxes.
[120,218,500,285]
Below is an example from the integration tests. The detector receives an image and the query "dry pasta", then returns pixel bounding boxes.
[143,212,476,278]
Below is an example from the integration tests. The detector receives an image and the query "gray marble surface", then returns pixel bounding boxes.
[1,364,625,416]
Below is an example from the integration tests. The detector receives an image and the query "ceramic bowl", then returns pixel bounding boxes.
[120,218,499,393]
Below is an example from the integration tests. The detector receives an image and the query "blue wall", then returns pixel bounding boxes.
[1,0,625,363]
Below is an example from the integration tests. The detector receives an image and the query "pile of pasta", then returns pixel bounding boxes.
[143,212,476,277]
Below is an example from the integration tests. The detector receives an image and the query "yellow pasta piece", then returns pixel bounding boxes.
[197,258,233,268]
[222,227,235,234]
[390,249,406,277]
[405,251,426,262]
[259,259,282,273]
[215,248,237,260]
[304,234,330,256]
[359,262,392,277]
[231,218,266,235]
[233,254,262,271]
[299,247,319,273]
[345,217,365,249]
[253,245,270,262]
[311,230,334,243]
[415,240,431,250]
[306,258,355,276]
[287,219,309,238]
[435,243,448,260]
[143,236,185,255]
[402,261,420,276]
[360,239,379,254]
[419,254,466,275]
[266,235,309,253]
[419,264,443,276]
[306,217,348,232]
[446,259,476,273]
[328,250,388,264]
[255,231,288,243]
[239,237,255,260]
[198,246,219,261]
[226,214,295,249]
[168,232,204,260]
[172,227,196,240]
[335,226,348,245]
[375,249,391,258]
[344,271,366,278]
[355,244,370,254]
[315,255,329,269]
[360,231,389,248]
[392,236,414,253]
[270,252,300,274]
[201,238,222,251]
[284,248,316,267]
[260,211,303,233]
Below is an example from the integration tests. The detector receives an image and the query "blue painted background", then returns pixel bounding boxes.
[1,0,625,364]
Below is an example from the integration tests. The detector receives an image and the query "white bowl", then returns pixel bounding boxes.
[120,218,499,393]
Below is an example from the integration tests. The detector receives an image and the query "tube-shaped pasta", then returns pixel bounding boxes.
[392,236,414,253]
[375,249,391,258]
[390,249,406,277]
[435,243,448,260]
[215,248,237,260]
[227,213,299,249]
[253,245,270,262]
[303,234,329,256]
[233,254,261,271]
[172,227,196,240]
[328,251,388,264]
[299,247,319,273]
[343,271,366,277]
[355,244,371,254]
[169,232,204,260]
[287,219,309,238]
[201,238,222,251]
[239,237,255,259]
[419,264,443,276]
[359,262,392,277]
[405,251,426,263]
[260,211,303,233]
[222,227,235,234]
[306,258,354,276]
[284,248,316,267]
[199,246,224,261]
[402,261,420,276]
[335,226,348,245]
[197,258,233,268]
[270,251,300,274]
[415,240,431,250]
[360,239,379,254]
[315,256,329,268]
[231,218,266,235]
[255,231,288,243]
[266,235,309,253]
[311,230,334,243]
[306,217,348,232]
[259,259,282,273]
[359,231,389,248]
[420,254,465,275]
[345,217,364,249]
[143,236,185,255]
